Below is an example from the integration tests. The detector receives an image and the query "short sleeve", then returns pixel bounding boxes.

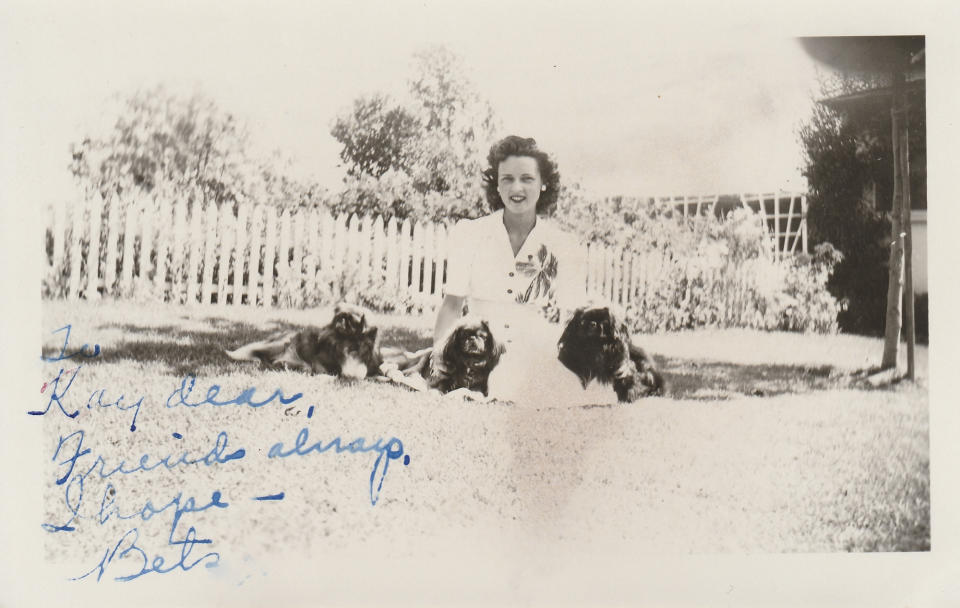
[442,219,473,298]
[554,230,588,311]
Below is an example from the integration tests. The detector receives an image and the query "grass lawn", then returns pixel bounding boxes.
[37,298,929,571]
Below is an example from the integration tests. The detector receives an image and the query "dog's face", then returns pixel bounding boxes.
[431,316,504,394]
[558,305,629,385]
[337,326,379,380]
[331,303,368,337]
[454,321,493,357]
[562,306,626,347]
[570,307,618,341]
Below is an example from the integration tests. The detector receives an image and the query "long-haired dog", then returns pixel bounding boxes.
[226,303,382,379]
[557,305,664,402]
[427,315,504,396]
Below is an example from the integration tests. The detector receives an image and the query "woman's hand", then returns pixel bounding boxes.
[433,295,465,350]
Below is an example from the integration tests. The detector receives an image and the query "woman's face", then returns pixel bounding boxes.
[497,155,542,216]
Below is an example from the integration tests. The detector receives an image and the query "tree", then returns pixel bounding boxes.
[70,85,326,209]
[330,45,499,221]
[405,45,498,199]
[799,83,892,337]
[330,94,421,178]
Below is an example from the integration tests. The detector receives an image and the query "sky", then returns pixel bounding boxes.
[0,0,949,204]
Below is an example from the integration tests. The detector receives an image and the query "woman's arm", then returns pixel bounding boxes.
[433,295,465,349]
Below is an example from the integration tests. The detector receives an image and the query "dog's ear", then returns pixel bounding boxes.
[479,319,492,337]
[363,325,378,343]
[480,320,505,363]
[429,324,462,385]
[333,303,367,327]
[438,324,463,369]
[490,339,506,365]
[558,306,585,348]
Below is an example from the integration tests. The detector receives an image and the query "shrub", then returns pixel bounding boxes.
[770,243,844,333]
[273,260,429,316]
[798,75,925,336]
[331,171,487,223]
[557,196,842,334]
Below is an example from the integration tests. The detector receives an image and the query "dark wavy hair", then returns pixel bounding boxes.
[481,135,560,216]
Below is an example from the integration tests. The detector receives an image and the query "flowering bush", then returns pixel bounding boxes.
[556,195,842,334]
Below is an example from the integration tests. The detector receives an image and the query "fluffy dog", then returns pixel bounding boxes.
[557,305,664,402]
[427,316,504,396]
[225,303,382,379]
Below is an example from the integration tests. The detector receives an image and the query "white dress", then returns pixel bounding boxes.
[444,211,617,407]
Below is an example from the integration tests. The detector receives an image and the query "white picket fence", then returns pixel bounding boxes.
[43,191,807,309]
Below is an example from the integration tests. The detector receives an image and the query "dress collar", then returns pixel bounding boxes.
[490,209,548,261]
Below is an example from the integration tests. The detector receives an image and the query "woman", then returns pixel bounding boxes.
[434,135,616,406]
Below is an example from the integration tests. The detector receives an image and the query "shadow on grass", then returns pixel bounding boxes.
[41,315,849,396]
[39,317,435,378]
[658,355,846,400]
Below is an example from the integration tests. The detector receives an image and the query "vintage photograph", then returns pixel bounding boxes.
[3,1,956,606]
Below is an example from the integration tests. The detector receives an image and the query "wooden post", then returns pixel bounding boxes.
[186,197,203,305]
[263,207,277,308]
[153,196,169,301]
[359,214,373,288]
[278,210,291,300]
[248,205,264,307]
[345,214,358,279]
[170,196,188,303]
[201,203,217,305]
[50,200,66,284]
[137,197,155,299]
[304,207,321,299]
[901,103,916,380]
[422,220,434,297]
[120,195,136,297]
[372,215,385,288]
[585,243,594,297]
[411,221,423,297]
[434,222,447,302]
[881,91,905,370]
[215,203,233,306]
[385,216,398,292]
[397,216,408,294]
[332,213,347,279]
[68,196,85,301]
[85,195,103,300]
[104,195,120,296]
[292,208,307,301]
[610,247,623,304]
[233,203,248,306]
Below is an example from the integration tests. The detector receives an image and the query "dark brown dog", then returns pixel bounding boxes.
[226,303,382,379]
[557,305,664,402]
[428,316,504,396]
